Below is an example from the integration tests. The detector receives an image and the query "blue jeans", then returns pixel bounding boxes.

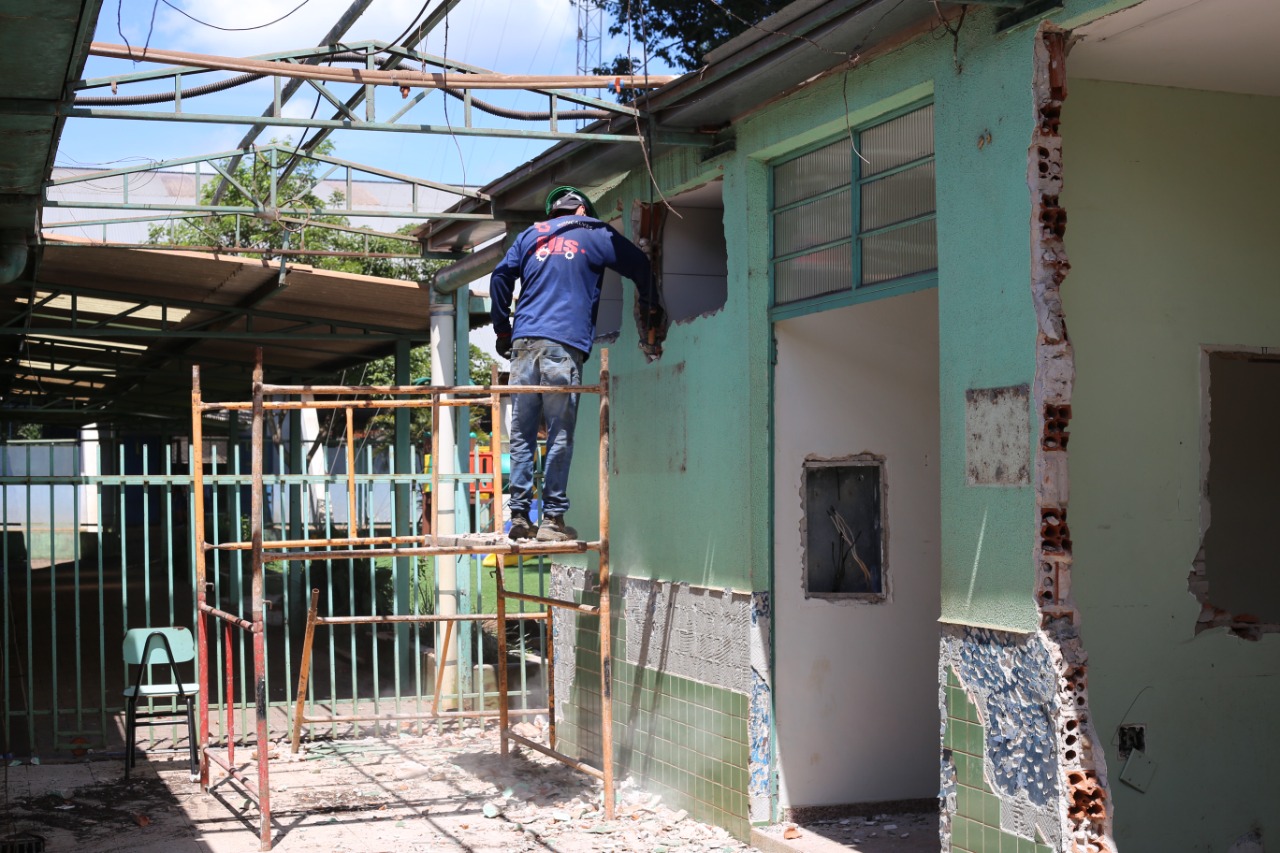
[508,338,584,518]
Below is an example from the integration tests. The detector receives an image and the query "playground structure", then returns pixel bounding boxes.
[191,349,615,851]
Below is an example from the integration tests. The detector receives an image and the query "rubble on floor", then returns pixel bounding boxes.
[2,728,763,853]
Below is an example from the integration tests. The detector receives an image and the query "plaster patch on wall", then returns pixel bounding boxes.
[965,385,1031,486]
[622,578,751,693]
[748,590,772,824]
[550,564,590,723]
[611,362,687,475]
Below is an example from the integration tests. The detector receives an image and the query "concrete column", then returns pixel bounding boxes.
[430,291,459,700]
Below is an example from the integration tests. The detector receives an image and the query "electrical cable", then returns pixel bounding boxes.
[159,0,318,32]
[386,0,434,51]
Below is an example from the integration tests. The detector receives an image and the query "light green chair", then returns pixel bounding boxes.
[123,627,199,779]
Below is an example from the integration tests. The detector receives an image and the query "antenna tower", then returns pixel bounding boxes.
[576,2,604,78]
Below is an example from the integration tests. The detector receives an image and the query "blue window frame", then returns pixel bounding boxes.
[770,102,936,319]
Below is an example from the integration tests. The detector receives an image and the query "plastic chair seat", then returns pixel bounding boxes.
[125,682,200,698]
[122,627,200,781]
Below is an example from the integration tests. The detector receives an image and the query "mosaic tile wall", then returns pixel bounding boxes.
[944,666,1054,853]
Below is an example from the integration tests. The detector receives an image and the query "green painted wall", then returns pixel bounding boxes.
[1062,80,1280,851]
[568,146,771,592]
[568,0,1149,618]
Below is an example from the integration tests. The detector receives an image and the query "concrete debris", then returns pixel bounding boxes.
[7,731,765,853]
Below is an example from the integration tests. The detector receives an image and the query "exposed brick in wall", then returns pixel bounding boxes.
[1029,25,1116,853]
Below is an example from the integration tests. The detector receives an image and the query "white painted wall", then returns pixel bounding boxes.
[773,287,941,807]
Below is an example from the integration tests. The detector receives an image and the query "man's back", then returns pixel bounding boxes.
[490,215,655,355]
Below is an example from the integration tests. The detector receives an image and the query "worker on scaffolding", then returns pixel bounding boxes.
[491,186,666,542]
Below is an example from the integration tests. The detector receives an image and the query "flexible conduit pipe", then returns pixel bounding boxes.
[75,54,612,120]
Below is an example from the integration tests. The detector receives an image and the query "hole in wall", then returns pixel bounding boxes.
[1191,350,1280,636]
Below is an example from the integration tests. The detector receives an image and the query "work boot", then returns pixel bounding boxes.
[536,515,578,542]
[508,512,536,540]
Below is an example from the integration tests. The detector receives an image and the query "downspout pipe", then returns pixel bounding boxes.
[431,229,521,294]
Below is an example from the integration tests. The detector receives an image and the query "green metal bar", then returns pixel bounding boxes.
[97,467,107,750]
[232,430,247,741]
[393,342,410,719]
[47,146,260,186]
[73,457,83,737]
[268,148,277,211]
[302,77,362,123]
[347,446,357,727]
[143,443,153,629]
[366,443,379,719]
[42,212,216,229]
[45,199,495,220]
[44,212,420,243]
[385,89,427,126]
[2,464,10,754]
[165,438,176,627]
[302,149,486,200]
[324,467,337,740]
[24,444,35,755]
[48,444,60,752]
[206,159,259,205]
[61,108,698,145]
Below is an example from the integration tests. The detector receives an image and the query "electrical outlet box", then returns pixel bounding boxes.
[1117,724,1145,758]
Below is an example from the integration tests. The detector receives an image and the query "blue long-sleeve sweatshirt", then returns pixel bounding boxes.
[489,215,658,355]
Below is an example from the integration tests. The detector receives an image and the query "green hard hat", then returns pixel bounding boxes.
[545,185,596,218]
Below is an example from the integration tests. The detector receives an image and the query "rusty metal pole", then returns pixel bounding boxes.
[192,366,210,787]
[597,349,614,819]
[250,349,271,850]
[291,589,321,754]
[490,364,503,535]
[225,621,234,764]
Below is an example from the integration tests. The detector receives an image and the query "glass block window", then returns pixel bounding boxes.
[771,103,936,306]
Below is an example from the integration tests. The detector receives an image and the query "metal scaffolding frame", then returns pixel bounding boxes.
[191,349,616,851]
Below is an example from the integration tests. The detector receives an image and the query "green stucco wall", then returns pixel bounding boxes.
[568,146,772,592]
[569,0,1147,622]
[1063,79,1280,851]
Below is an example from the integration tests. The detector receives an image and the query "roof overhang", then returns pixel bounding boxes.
[1,239,438,426]
[416,0,944,252]
[0,0,101,238]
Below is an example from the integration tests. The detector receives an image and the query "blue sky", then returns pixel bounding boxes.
[60,0,675,188]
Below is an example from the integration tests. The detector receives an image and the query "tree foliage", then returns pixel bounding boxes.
[145,139,495,450]
[582,0,792,72]
[146,139,435,282]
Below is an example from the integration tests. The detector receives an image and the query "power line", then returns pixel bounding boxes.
[159,0,317,32]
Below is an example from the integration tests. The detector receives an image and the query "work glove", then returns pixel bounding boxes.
[495,333,512,360]
[636,304,667,364]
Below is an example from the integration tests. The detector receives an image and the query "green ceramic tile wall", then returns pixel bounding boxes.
[554,580,752,838]
[945,667,1053,853]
